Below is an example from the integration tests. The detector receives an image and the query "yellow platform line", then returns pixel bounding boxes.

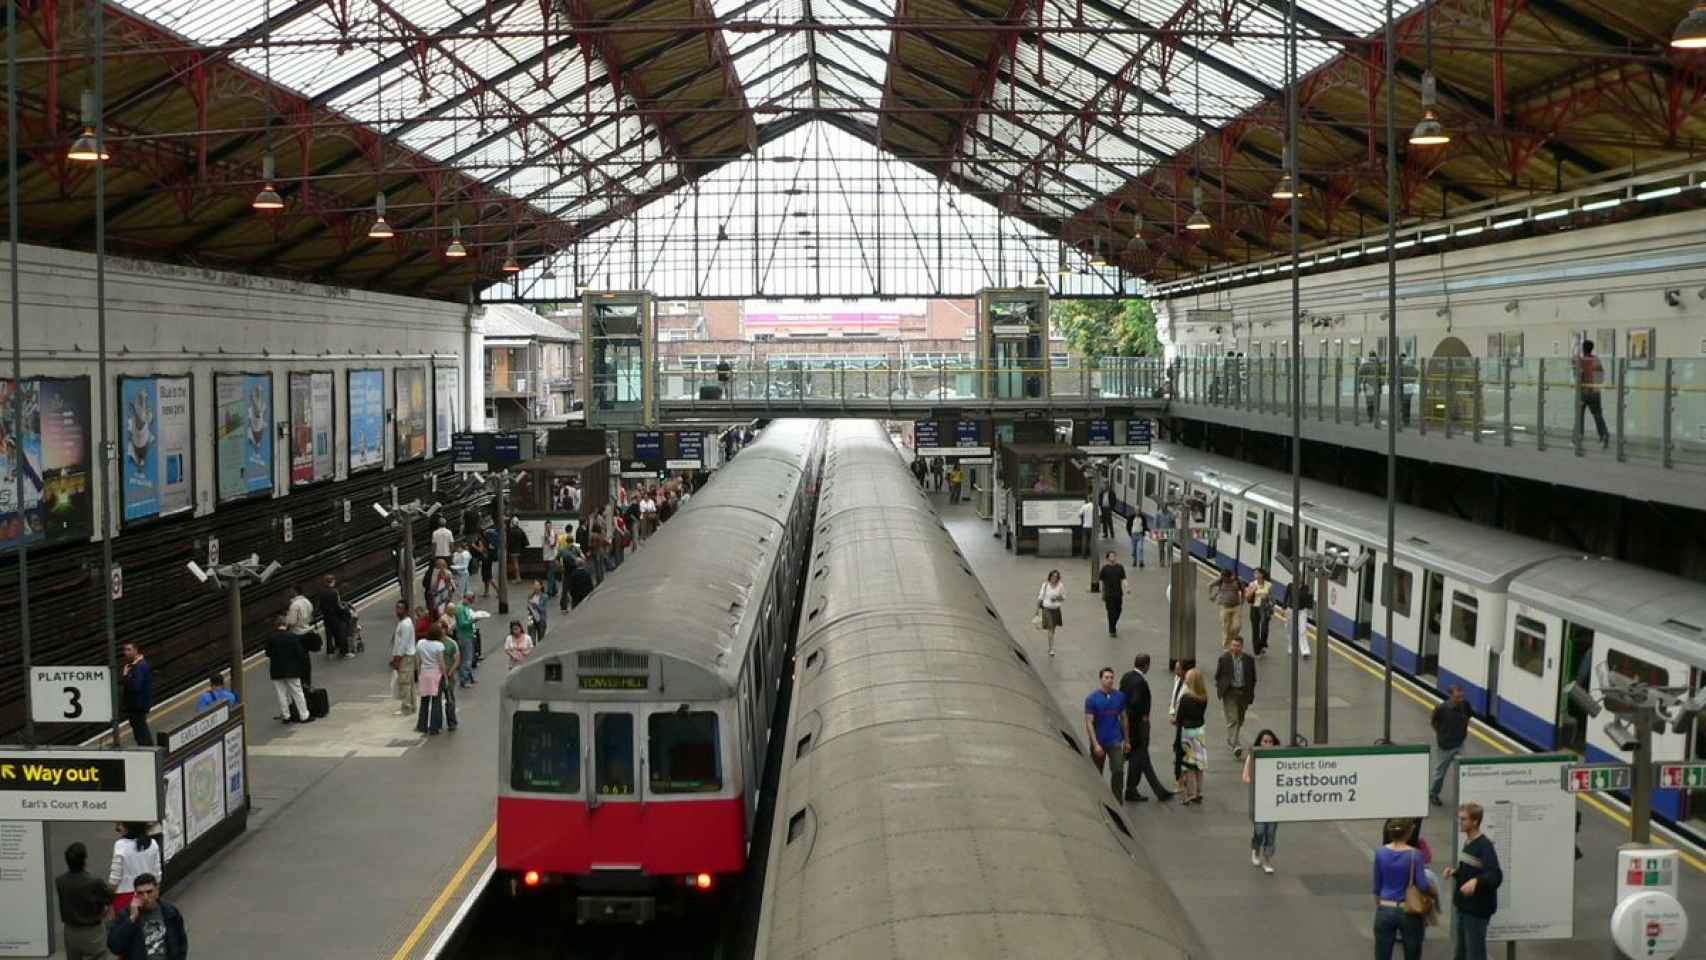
[389,821,497,960]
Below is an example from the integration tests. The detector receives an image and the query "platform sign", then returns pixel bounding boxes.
[1086,419,1113,446]
[913,420,941,449]
[450,432,485,473]
[1657,762,1706,790]
[672,431,704,469]
[1562,763,1631,793]
[0,748,161,821]
[1457,753,1576,942]
[954,420,981,447]
[492,432,523,463]
[1128,418,1153,446]
[0,820,50,957]
[1249,744,1429,823]
[633,431,662,465]
[29,666,113,725]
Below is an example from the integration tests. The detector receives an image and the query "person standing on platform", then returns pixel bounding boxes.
[316,574,351,660]
[639,492,658,540]
[1575,339,1610,449]
[1083,668,1130,803]
[1209,569,1243,648]
[528,580,549,643]
[431,516,453,569]
[930,456,944,492]
[503,619,534,670]
[477,523,497,597]
[1400,352,1419,426]
[1244,568,1274,656]
[265,616,312,724]
[1429,686,1472,807]
[1098,552,1128,637]
[391,601,418,717]
[1242,729,1282,874]
[439,628,461,733]
[450,541,472,604]
[506,518,528,582]
[567,554,596,609]
[1118,654,1174,803]
[118,640,154,746]
[1168,658,1189,785]
[194,671,237,713]
[107,823,160,916]
[56,841,113,960]
[910,455,927,485]
[1127,510,1149,569]
[427,559,455,618]
[1077,495,1095,557]
[1174,668,1209,805]
[1372,819,1434,960]
[947,463,964,504]
[1445,802,1503,960]
[105,874,187,960]
[1215,637,1257,756]
[589,515,609,585]
[454,594,486,688]
[1036,569,1066,658]
[1360,350,1383,422]
[416,624,447,735]
[541,521,558,597]
[1098,484,1116,540]
[284,583,318,693]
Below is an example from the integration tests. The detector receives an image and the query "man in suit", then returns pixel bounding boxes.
[1215,637,1258,756]
[1118,654,1176,803]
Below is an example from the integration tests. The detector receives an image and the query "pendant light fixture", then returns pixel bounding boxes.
[501,241,521,273]
[1130,213,1148,251]
[1186,185,1213,231]
[1272,145,1305,199]
[368,192,393,239]
[1089,236,1108,268]
[1056,245,1070,277]
[540,250,556,280]
[1674,3,1706,48]
[67,90,108,163]
[1409,5,1450,146]
[251,151,285,210]
[445,217,468,258]
[1185,57,1212,232]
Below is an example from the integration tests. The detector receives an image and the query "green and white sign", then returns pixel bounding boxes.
[1249,744,1430,823]
[1457,754,1576,942]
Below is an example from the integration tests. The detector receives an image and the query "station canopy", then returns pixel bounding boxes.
[4,0,1703,301]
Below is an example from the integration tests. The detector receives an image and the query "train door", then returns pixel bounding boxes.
[1241,506,1263,581]
[1499,608,1564,749]
[1269,516,1296,606]
[1214,498,1238,571]
[1321,536,1358,644]
[1184,482,1212,562]
[1419,571,1445,674]
[1141,468,1161,521]
[1375,557,1424,673]
[592,709,640,810]
[1558,623,1595,753]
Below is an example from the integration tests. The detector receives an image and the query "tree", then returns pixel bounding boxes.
[1052,298,1162,359]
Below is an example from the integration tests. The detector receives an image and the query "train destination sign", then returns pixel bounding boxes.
[1249,744,1430,823]
[578,674,648,691]
[0,748,161,821]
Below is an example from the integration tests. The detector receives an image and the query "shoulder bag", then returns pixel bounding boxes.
[1402,850,1438,923]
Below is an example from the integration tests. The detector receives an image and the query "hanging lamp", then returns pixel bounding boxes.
[1089,236,1108,268]
[252,151,285,210]
[1186,185,1212,231]
[67,89,109,163]
[501,242,521,273]
[445,218,468,258]
[368,192,393,239]
[1674,3,1706,48]
[1272,146,1305,199]
[1409,9,1450,146]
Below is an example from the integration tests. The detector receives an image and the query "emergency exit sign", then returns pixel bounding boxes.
[1657,763,1706,790]
[1562,763,1632,792]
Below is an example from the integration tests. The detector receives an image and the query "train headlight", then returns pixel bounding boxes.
[523,870,542,888]
[692,873,714,891]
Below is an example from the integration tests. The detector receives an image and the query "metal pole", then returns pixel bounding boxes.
[1631,708,1653,844]
[495,472,510,615]
[1380,0,1398,745]
[399,513,416,611]
[227,578,246,709]
[7,0,34,746]
[1313,569,1331,744]
[94,0,120,748]
[1286,0,1303,750]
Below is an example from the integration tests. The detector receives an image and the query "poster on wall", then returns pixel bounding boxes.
[289,371,336,487]
[433,366,460,454]
[348,369,385,473]
[395,366,428,463]
[0,376,93,551]
[160,766,185,862]
[182,742,225,845]
[119,375,193,523]
[223,727,245,815]
[214,373,273,502]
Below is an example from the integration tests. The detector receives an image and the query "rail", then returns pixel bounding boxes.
[652,359,1168,410]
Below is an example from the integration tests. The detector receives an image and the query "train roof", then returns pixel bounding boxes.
[1130,446,1270,498]
[1511,557,1706,667]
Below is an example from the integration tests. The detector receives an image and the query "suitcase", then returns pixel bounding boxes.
[307,686,331,719]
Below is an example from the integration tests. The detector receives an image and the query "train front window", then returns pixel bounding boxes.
[595,713,636,796]
[510,712,581,794]
[648,711,723,793]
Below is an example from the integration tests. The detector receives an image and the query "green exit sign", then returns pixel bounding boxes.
[1562,763,1632,792]
[1657,763,1706,790]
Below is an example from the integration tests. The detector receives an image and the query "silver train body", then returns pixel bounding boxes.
[1110,443,1706,822]
[755,420,1206,959]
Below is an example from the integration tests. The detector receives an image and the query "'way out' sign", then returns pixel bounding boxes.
[1249,744,1430,823]
[0,748,161,821]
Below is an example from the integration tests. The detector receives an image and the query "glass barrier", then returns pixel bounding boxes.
[1675,359,1706,468]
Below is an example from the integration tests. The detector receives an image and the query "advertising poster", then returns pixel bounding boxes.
[0,376,93,551]
[214,373,273,502]
[182,742,225,845]
[223,727,246,815]
[433,366,459,454]
[120,375,193,523]
[348,369,385,473]
[289,371,335,486]
[1456,754,1576,941]
[160,766,185,862]
[395,366,428,462]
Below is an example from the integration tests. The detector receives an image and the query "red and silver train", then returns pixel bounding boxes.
[497,419,825,922]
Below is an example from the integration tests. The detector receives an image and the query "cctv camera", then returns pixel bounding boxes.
[1567,682,1602,719]
[186,561,208,583]
[1602,717,1640,752]
[1665,289,1683,308]
[372,502,390,520]
[258,560,283,584]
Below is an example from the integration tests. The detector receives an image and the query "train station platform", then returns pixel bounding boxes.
[45,577,505,960]
[937,493,1706,959]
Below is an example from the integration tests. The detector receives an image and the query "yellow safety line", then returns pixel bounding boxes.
[389,821,497,960]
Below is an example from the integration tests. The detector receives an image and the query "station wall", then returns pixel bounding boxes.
[1158,208,1706,364]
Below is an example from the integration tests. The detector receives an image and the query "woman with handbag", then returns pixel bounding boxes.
[1174,668,1209,804]
[1373,818,1436,960]
[1035,570,1066,657]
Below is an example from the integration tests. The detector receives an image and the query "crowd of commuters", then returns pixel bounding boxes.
[51,824,188,959]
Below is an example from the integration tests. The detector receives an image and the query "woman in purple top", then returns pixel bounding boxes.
[1372,818,1434,959]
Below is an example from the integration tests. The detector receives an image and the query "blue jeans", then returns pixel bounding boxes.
[1374,906,1424,960]
[1452,910,1490,960]
[545,560,558,597]
[457,639,476,685]
[1431,745,1462,801]
[1131,533,1145,567]
[1251,821,1278,856]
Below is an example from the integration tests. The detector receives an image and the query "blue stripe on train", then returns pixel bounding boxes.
[1495,696,1557,751]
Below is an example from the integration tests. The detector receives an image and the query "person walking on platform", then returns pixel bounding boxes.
[568,554,596,609]
[930,456,944,492]
[1359,350,1383,423]
[427,559,454,617]
[391,601,418,717]
[1174,668,1209,804]
[1098,552,1128,637]
[1400,353,1419,426]
[454,594,487,688]
[1429,686,1472,807]
[947,463,964,504]
[1215,637,1257,756]
[1127,510,1149,569]
[431,516,453,568]
[119,640,154,746]
[527,580,549,643]
[1244,568,1274,655]
[107,823,161,916]
[1445,802,1503,960]
[1083,668,1131,803]
[476,524,497,597]
[910,455,927,486]
[416,625,447,735]
[1209,569,1243,648]
[1242,729,1283,874]
[541,521,559,597]
[266,616,312,724]
[506,518,528,582]
[106,873,187,960]
[1575,339,1610,449]
[1036,569,1066,657]
[1372,819,1435,960]
[56,842,112,960]
[1118,654,1175,803]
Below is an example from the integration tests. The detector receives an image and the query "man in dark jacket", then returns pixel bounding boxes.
[56,841,112,960]
[316,574,350,659]
[567,554,596,609]
[1214,638,1257,756]
[1445,802,1503,960]
[119,641,154,746]
[107,874,187,960]
[265,616,312,724]
[1430,686,1472,806]
[1117,654,1175,803]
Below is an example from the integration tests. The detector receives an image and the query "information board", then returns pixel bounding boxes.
[1086,418,1113,445]
[1456,754,1576,941]
[0,748,161,821]
[1021,499,1082,527]
[1249,745,1430,823]
[0,820,49,957]
[119,374,193,523]
[214,372,274,502]
[675,431,704,466]
[634,431,662,465]
[954,420,981,447]
[914,420,941,449]
[347,369,385,473]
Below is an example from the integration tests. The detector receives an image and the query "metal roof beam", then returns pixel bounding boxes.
[938,0,1035,175]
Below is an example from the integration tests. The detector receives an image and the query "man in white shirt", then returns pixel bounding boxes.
[431,518,453,564]
[1079,496,1095,556]
[390,602,417,716]
[284,584,318,691]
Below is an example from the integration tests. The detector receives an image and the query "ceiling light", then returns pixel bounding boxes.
[540,261,556,280]
[1454,224,1485,237]
[1130,214,1148,251]
[1034,272,1049,287]
[251,151,285,211]
[1409,73,1450,146]
[1491,215,1527,230]
[1533,206,1570,222]
[67,89,108,163]
[1635,184,1684,202]
[1673,3,1706,48]
[1089,238,1108,268]
[1272,146,1305,200]
[501,242,521,273]
[1185,185,1212,231]
[445,217,467,258]
[367,192,394,239]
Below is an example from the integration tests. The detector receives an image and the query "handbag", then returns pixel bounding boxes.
[1031,610,1046,631]
[1403,851,1438,923]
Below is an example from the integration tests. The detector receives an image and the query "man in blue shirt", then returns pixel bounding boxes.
[1083,667,1131,802]
[119,641,154,746]
[194,672,238,713]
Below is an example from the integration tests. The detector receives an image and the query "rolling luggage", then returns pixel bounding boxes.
[307,686,331,719]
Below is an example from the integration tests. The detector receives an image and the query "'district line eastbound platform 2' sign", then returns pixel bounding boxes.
[0,748,161,821]
[1249,744,1430,823]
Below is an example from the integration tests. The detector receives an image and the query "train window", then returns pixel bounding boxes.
[1220,504,1234,535]
[594,713,636,796]
[1244,512,1259,546]
[1324,541,1349,585]
[1382,565,1413,618]
[510,712,581,794]
[1449,592,1479,648]
[1277,523,1294,559]
[1513,616,1547,678]
[1607,648,1670,688]
[648,712,723,793]
[1304,527,1319,552]
[1144,472,1157,498]
[1166,480,1182,499]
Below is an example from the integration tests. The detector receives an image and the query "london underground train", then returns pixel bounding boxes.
[756,420,1207,958]
[1109,443,1706,823]
[497,419,825,921]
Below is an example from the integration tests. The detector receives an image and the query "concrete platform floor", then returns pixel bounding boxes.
[936,491,1706,960]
